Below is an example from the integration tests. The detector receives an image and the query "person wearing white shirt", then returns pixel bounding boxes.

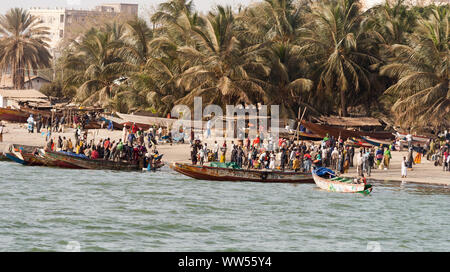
[213,141,219,161]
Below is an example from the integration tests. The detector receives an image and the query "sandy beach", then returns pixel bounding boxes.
[1,122,449,186]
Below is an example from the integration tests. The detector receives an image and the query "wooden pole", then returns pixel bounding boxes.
[293,107,301,142]
[296,107,307,144]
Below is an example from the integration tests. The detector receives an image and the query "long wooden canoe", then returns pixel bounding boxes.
[170,162,314,183]
[37,149,83,169]
[395,132,429,143]
[301,120,394,140]
[4,144,41,165]
[45,151,164,171]
[312,168,372,194]
[0,108,29,123]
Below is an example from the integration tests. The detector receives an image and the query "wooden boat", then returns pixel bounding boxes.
[99,115,125,130]
[312,167,372,194]
[37,149,83,169]
[359,136,392,149]
[0,108,29,123]
[21,152,47,166]
[359,136,423,153]
[45,151,164,171]
[395,132,429,143]
[116,112,178,129]
[19,106,54,118]
[348,138,373,148]
[170,162,314,183]
[0,153,10,161]
[4,144,42,165]
[301,120,394,140]
[0,107,57,123]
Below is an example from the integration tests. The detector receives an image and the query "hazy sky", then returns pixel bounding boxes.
[0,0,260,16]
[1,0,384,16]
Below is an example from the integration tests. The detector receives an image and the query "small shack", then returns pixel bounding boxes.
[314,116,385,130]
[0,89,48,108]
[24,76,51,90]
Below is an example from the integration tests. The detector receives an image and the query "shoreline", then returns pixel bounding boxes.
[1,123,449,187]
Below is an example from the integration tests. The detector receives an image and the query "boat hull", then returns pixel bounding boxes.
[0,108,28,123]
[312,171,371,194]
[21,153,46,166]
[171,162,314,183]
[46,151,163,171]
[5,153,26,164]
[301,120,394,140]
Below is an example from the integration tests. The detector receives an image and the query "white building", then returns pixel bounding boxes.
[24,76,51,91]
[28,3,139,54]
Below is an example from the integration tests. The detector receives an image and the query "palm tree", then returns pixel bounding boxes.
[368,0,417,46]
[123,18,153,67]
[381,6,449,129]
[300,0,381,116]
[151,0,199,47]
[0,8,51,89]
[64,24,133,108]
[235,0,315,118]
[175,5,267,108]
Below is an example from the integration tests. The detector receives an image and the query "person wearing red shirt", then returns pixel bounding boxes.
[253,136,260,147]
[104,138,110,149]
[91,148,99,159]
[303,152,312,172]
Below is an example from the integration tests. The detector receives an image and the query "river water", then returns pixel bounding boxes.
[0,161,448,252]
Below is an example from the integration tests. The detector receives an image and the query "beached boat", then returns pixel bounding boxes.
[301,120,394,140]
[395,132,429,143]
[45,151,164,171]
[348,138,373,148]
[170,162,314,183]
[0,108,29,123]
[359,136,392,149]
[312,167,372,194]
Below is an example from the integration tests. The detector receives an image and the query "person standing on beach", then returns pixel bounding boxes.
[383,148,391,170]
[122,126,128,143]
[349,146,355,167]
[27,114,34,133]
[407,146,414,169]
[376,146,383,167]
[0,123,4,142]
[36,114,42,133]
[220,141,227,162]
[401,156,407,178]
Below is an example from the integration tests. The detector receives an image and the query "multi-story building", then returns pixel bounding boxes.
[28,3,138,54]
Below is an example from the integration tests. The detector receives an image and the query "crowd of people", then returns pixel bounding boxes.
[190,131,450,178]
[43,122,165,169]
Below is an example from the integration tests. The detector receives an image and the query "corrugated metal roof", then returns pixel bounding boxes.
[0,89,47,99]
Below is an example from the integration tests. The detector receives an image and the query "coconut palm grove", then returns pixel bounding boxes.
[1,0,449,130]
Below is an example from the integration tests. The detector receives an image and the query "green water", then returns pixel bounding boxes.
[0,161,448,251]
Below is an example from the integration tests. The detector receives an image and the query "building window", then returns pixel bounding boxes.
[59,30,63,38]
[60,14,64,23]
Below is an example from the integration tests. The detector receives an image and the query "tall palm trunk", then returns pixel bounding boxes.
[13,59,25,89]
[340,89,347,117]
